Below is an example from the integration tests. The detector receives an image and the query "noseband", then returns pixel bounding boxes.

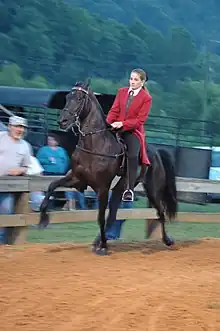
[69,86,89,136]
[68,86,111,137]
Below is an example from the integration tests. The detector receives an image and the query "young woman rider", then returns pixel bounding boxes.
[106,68,152,201]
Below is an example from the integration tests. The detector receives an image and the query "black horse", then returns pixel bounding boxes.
[39,80,177,255]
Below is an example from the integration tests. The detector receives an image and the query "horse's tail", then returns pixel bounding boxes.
[157,149,178,221]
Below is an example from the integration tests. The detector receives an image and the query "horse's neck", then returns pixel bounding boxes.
[78,106,118,149]
[82,107,106,132]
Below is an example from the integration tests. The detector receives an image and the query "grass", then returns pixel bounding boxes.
[27,199,220,244]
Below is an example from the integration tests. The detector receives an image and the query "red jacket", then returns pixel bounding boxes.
[106,87,152,165]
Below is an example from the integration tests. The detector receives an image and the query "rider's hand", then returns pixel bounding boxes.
[111,121,123,129]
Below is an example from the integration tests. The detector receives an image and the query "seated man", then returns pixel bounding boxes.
[93,191,134,240]
[105,199,134,240]
[85,190,98,210]
[64,191,87,210]
[0,116,32,244]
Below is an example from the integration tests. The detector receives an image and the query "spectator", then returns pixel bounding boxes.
[105,200,134,240]
[36,134,70,210]
[85,190,98,209]
[36,133,69,175]
[93,191,134,240]
[0,116,32,244]
[63,191,87,210]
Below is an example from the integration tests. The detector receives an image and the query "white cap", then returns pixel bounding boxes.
[9,116,28,127]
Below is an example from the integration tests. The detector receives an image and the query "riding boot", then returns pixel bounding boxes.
[122,157,139,202]
[136,164,150,184]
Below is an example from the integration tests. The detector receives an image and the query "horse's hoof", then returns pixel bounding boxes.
[163,235,175,246]
[38,213,49,229]
[92,236,101,249]
[91,244,97,253]
[95,248,109,256]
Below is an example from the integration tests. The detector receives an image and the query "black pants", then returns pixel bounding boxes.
[122,132,140,190]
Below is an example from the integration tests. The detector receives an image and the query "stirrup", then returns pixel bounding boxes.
[122,189,134,202]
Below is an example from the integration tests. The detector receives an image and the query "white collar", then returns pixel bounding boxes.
[128,86,142,96]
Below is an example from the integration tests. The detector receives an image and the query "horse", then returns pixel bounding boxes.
[39,80,178,255]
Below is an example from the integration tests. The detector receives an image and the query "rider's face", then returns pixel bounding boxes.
[129,72,144,90]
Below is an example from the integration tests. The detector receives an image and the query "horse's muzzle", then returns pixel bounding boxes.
[58,119,68,129]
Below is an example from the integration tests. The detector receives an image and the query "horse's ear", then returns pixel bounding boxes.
[86,77,91,89]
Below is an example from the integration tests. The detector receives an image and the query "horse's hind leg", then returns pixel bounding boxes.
[144,184,174,246]
[156,205,174,246]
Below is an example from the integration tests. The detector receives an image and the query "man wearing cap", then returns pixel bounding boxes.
[0,115,32,244]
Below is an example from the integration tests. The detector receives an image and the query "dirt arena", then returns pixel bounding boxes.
[1,238,220,331]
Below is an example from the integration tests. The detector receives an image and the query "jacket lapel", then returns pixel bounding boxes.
[126,88,145,115]
[121,88,129,114]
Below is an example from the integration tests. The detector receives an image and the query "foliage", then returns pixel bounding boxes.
[70,0,220,47]
[0,0,204,87]
[1,0,220,144]
[0,63,52,88]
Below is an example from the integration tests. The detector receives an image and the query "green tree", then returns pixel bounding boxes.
[0,63,25,87]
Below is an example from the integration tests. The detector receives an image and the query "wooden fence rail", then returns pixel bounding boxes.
[0,176,220,245]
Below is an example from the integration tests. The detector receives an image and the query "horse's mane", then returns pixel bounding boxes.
[73,81,122,148]
[75,81,108,127]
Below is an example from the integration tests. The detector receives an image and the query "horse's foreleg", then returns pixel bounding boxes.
[92,188,110,255]
[92,177,126,248]
[39,172,77,229]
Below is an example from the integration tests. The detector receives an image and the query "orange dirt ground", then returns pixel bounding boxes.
[1,238,220,331]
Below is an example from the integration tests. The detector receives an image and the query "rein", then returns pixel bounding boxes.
[75,145,124,159]
[72,117,112,137]
[70,86,125,159]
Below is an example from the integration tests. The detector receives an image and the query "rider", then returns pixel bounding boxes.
[106,68,152,202]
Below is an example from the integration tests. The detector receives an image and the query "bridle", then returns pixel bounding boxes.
[65,86,89,136]
[64,86,124,159]
[68,86,111,137]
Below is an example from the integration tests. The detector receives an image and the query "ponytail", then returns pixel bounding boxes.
[142,84,150,94]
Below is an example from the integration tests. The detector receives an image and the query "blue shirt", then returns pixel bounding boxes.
[36,146,69,175]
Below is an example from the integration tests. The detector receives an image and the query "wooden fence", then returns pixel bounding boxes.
[1,175,220,245]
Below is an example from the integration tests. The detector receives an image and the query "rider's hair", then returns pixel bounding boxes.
[131,68,148,90]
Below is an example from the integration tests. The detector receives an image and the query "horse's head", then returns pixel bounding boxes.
[58,79,91,131]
